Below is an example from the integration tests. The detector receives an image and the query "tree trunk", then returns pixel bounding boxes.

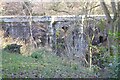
[52,22,57,53]
[100,0,113,55]
[117,1,120,78]
[48,16,55,51]
[23,1,34,55]
[118,1,120,53]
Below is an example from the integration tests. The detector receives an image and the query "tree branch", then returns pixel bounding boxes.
[100,0,112,23]
[52,8,72,15]
[89,4,100,12]
[111,0,117,21]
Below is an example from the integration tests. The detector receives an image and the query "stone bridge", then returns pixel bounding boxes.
[0,15,113,56]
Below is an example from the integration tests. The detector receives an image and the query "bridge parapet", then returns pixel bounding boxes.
[0,15,113,22]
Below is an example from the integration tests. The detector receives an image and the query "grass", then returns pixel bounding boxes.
[2,51,37,76]
[2,49,96,78]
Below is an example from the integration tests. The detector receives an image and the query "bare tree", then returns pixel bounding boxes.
[22,1,34,55]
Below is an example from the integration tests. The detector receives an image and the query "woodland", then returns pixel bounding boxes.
[0,0,120,78]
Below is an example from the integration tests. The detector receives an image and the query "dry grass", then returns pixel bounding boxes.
[0,30,31,56]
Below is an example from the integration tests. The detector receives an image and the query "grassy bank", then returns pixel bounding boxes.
[2,49,96,78]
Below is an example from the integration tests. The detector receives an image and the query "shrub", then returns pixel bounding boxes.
[3,44,22,54]
[31,51,44,59]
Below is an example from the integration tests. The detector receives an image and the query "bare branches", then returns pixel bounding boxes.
[22,1,32,15]
[111,0,117,21]
[52,9,72,15]
[111,0,117,14]
[88,4,100,12]
[118,1,120,15]
[100,0,112,23]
